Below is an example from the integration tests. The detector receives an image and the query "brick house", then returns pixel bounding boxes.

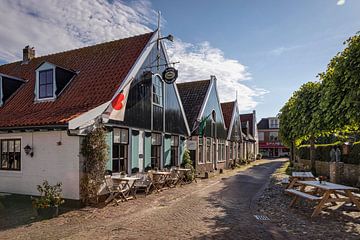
[257,117,289,157]
[0,31,190,199]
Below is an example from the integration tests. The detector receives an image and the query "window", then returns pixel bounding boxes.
[170,136,179,166]
[258,132,264,141]
[218,140,225,162]
[151,133,162,169]
[269,118,279,128]
[152,75,163,106]
[198,137,204,164]
[269,132,279,142]
[1,139,21,171]
[112,128,129,173]
[39,69,54,99]
[229,142,233,160]
[206,138,211,163]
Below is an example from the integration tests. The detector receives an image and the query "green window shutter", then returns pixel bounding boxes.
[105,131,113,171]
[144,132,152,170]
[131,130,139,171]
[164,135,171,167]
[179,137,185,165]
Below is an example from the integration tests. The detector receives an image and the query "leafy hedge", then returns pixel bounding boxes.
[297,142,360,164]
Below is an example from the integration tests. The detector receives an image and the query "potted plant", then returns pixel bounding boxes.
[32,180,64,219]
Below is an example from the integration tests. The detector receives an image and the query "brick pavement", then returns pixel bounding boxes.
[0,159,288,240]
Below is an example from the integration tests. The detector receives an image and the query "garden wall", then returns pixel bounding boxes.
[294,159,360,186]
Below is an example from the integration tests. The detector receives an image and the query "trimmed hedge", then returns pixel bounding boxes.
[297,142,360,164]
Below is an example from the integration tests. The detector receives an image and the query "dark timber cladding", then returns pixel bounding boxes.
[120,42,188,135]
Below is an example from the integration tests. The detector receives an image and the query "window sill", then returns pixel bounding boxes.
[35,97,56,103]
[0,170,23,177]
[217,160,226,163]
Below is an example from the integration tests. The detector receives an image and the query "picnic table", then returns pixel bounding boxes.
[287,172,315,189]
[111,176,140,200]
[286,180,360,217]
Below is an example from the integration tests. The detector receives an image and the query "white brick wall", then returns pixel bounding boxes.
[0,131,81,199]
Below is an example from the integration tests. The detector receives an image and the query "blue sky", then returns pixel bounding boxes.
[151,0,360,120]
[0,0,359,121]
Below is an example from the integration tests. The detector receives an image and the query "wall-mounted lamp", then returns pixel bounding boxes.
[24,145,34,157]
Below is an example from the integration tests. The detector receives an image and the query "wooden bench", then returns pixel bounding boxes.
[285,189,322,207]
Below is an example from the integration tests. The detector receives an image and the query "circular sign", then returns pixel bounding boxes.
[162,67,178,84]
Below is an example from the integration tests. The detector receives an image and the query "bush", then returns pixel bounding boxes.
[256,153,262,160]
[32,180,64,209]
[182,149,195,181]
[80,125,108,204]
[297,146,310,160]
[296,142,360,164]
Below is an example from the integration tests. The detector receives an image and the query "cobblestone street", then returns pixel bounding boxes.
[0,159,287,240]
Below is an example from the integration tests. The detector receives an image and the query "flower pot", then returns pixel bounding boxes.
[37,206,59,219]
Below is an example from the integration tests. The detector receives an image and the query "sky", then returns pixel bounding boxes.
[0,0,359,121]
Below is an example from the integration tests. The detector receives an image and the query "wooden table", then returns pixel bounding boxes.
[111,176,140,200]
[294,180,360,217]
[287,172,315,189]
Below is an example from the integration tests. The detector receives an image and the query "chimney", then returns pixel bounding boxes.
[22,46,35,64]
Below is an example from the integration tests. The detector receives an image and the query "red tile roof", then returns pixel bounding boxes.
[0,32,154,128]
[220,101,235,129]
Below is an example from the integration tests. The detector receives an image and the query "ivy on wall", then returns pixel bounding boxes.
[80,125,108,204]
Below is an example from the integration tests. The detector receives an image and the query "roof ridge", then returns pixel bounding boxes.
[176,79,210,85]
[0,31,155,67]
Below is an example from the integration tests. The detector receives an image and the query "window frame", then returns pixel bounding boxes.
[112,128,129,173]
[35,62,57,102]
[198,137,204,164]
[152,75,163,107]
[0,139,21,171]
[38,69,54,99]
[170,135,179,166]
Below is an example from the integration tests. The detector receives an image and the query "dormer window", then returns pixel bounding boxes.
[0,73,25,107]
[35,62,76,102]
[39,69,54,99]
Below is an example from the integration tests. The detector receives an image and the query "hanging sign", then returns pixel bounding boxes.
[186,140,197,150]
[162,67,178,84]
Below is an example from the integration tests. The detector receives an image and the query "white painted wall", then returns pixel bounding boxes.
[0,131,81,199]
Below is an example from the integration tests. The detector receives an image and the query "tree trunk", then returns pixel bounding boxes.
[309,136,316,175]
[290,141,295,163]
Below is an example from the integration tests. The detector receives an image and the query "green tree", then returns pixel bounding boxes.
[279,81,323,173]
[319,33,360,131]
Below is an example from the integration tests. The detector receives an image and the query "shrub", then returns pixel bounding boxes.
[182,149,195,181]
[80,125,108,204]
[32,180,64,209]
[256,153,262,160]
[296,142,360,164]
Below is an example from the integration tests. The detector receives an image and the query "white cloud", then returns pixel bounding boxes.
[337,0,346,6]
[0,0,153,61]
[167,40,267,110]
[0,0,266,111]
